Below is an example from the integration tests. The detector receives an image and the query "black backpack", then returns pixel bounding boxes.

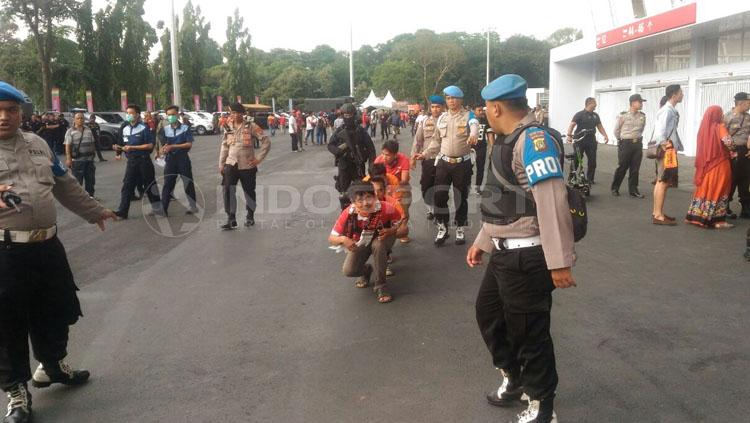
[490,123,587,242]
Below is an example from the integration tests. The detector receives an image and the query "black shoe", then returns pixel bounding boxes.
[3,383,31,423]
[98,158,107,162]
[113,210,128,220]
[511,395,556,423]
[221,217,238,230]
[630,192,645,199]
[611,190,620,197]
[31,361,90,388]
[486,369,524,407]
[245,216,255,227]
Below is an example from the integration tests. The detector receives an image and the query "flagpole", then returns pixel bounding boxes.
[170,0,182,108]
[349,23,354,97]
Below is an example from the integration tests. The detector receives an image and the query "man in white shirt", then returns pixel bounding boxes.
[289,114,300,152]
[305,113,317,146]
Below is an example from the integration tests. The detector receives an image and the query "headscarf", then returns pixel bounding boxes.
[694,105,729,186]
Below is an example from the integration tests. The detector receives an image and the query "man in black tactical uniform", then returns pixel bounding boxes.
[328,103,376,210]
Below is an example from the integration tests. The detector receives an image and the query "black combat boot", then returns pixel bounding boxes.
[31,361,90,388]
[511,395,557,423]
[3,383,31,423]
[245,214,255,227]
[486,368,524,407]
[221,214,237,230]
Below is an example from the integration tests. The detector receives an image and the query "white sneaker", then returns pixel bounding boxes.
[513,397,557,423]
[434,223,448,246]
[455,227,466,245]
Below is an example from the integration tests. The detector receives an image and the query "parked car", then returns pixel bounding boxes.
[90,112,128,149]
[184,111,214,135]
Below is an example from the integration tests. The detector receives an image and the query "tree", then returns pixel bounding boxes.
[262,66,315,101]
[371,60,421,101]
[3,0,81,109]
[222,9,255,101]
[545,28,583,48]
[75,0,97,101]
[118,0,156,108]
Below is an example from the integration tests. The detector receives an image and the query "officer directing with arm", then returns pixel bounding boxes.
[610,94,647,198]
[417,85,479,246]
[0,81,116,423]
[467,75,576,423]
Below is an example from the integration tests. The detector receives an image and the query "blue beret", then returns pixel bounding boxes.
[442,85,464,98]
[428,95,445,105]
[0,81,26,103]
[481,74,527,101]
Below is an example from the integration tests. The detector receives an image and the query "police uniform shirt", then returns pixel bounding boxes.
[423,109,480,158]
[219,121,271,170]
[163,123,194,161]
[724,110,750,147]
[473,112,575,270]
[571,109,601,141]
[0,130,107,230]
[121,122,154,158]
[411,115,440,159]
[614,110,646,142]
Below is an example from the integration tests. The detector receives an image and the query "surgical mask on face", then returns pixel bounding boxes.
[126,114,135,123]
[167,115,179,124]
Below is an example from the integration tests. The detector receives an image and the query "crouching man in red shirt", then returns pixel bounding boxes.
[328,181,403,303]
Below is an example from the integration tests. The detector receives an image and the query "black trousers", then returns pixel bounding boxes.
[117,156,161,217]
[161,156,197,213]
[611,141,643,194]
[223,165,257,218]
[474,143,488,188]
[0,236,82,390]
[730,146,750,209]
[434,160,472,227]
[72,160,96,197]
[291,133,299,151]
[420,159,437,207]
[573,139,598,183]
[475,246,558,401]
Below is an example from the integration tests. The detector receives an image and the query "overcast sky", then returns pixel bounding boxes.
[89,0,594,54]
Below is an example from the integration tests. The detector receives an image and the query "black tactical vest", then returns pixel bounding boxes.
[480,123,564,225]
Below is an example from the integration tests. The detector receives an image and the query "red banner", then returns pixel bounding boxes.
[146,93,154,112]
[193,95,200,111]
[236,96,242,104]
[217,96,223,113]
[51,88,60,112]
[596,3,697,49]
[86,90,93,113]
[120,90,128,112]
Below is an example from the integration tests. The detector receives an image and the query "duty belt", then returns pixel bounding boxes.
[620,137,643,143]
[438,153,471,164]
[3,225,57,243]
[491,235,542,250]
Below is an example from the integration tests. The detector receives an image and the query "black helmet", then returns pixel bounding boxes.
[341,103,356,114]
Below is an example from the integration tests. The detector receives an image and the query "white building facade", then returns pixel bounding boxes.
[549,0,750,156]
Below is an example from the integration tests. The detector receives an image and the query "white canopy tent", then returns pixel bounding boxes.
[359,90,399,109]
[381,91,396,109]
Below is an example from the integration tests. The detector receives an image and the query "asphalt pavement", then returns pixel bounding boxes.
[18,127,750,422]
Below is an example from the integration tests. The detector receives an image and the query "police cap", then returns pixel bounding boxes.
[428,95,445,105]
[735,92,749,102]
[481,74,527,101]
[442,86,464,98]
[229,102,245,113]
[629,93,646,103]
[0,81,26,104]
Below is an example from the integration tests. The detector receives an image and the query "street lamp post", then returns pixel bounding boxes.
[170,0,181,108]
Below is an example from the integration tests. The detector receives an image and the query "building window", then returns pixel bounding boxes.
[640,43,691,74]
[704,31,749,66]
[596,57,632,80]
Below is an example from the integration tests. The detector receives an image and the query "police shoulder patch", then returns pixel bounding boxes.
[522,128,562,186]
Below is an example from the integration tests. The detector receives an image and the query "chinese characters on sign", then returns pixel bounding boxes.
[596,3,697,49]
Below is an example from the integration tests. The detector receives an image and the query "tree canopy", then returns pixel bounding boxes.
[0,1,577,111]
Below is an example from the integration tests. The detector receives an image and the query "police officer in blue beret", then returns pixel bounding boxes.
[411,95,445,220]
[0,81,117,423]
[467,74,577,423]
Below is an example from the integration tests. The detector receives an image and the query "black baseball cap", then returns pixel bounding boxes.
[229,102,245,113]
[735,92,749,101]
[629,94,646,103]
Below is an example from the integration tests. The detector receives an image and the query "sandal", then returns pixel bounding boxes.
[385,265,394,277]
[376,288,393,303]
[355,265,372,288]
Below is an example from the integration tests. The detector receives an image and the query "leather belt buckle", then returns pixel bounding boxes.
[29,229,47,242]
[491,237,506,251]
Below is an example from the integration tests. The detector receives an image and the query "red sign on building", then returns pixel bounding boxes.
[596,3,697,49]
